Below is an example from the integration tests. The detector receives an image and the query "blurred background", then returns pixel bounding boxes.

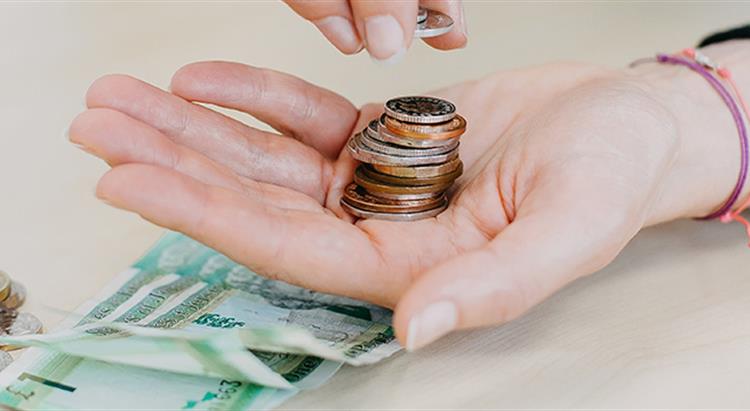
[1,2,750,408]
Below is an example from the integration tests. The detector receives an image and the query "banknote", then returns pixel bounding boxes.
[0,232,401,410]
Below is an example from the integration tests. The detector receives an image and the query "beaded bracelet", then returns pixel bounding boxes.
[633,49,750,243]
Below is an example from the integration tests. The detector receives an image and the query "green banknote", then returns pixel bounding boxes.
[0,232,401,410]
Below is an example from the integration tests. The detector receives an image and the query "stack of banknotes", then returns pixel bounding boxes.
[0,232,401,410]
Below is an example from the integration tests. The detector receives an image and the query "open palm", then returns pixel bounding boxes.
[70,61,685,349]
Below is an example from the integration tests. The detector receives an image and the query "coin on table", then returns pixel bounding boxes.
[1,282,26,309]
[0,310,42,340]
[384,96,456,124]
[342,183,445,213]
[369,120,457,148]
[0,351,12,371]
[348,132,459,166]
[354,166,453,196]
[361,163,463,187]
[361,126,458,157]
[372,157,463,179]
[341,197,449,221]
[0,272,12,302]
[383,114,466,140]
[414,8,454,38]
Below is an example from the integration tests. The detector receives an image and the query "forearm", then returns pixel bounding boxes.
[633,40,750,225]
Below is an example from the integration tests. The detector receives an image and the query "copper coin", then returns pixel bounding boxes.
[384,96,456,124]
[361,164,462,187]
[414,8,454,39]
[1,282,26,309]
[354,167,453,196]
[369,120,458,149]
[342,183,444,213]
[373,158,463,179]
[341,197,449,221]
[383,114,466,140]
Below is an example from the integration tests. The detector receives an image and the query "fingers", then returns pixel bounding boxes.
[69,108,322,212]
[393,186,636,351]
[418,0,468,50]
[70,108,242,191]
[97,164,398,303]
[284,0,363,54]
[349,0,417,62]
[286,0,467,60]
[170,61,359,160]
[85,74,332,204]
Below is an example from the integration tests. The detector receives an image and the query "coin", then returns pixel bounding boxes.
[414,8,454,39]
[361,126,458,157]
[341,198,448,221]
[1,282,26,309]
[354,166,453,195]
[0,272,11,302]
[384,96,456,124]
[369,120,457,148]
[372,157,463,179]
[348,132,459,166]
[384,114,466,140]
[361,163,462,187]
[0,310,42,351]
[417,7,428,24]
[0,351,12,371]
[342,183,444,213]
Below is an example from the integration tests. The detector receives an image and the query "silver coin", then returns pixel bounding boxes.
[370,118,459,149]
[347,132,458,166]
[414,8,454,39]
[417,7,428,24]
[4,312,42,337]
[362,125,458,157]
[384,96,456,124]
[1,282,26,309]
[341,198,448,221]
[0,351,12,372]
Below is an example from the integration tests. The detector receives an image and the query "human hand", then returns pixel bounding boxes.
[283,0,467,61]
[68,47,743,350]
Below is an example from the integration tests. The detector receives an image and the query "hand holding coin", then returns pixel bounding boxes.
[70,55,730,351]
[284,1,467,61]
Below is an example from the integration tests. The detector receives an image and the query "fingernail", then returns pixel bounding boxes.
[371,46,406,66]
[364,14,405,61]
[313,16,362,55]
[406,300,458,351]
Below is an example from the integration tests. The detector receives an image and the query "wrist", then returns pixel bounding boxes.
[631,41,750,226]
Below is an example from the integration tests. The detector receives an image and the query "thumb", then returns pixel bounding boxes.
[393,195,638,351]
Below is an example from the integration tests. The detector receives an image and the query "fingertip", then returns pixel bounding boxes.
[313,16,363,55]
[85,73,139,109]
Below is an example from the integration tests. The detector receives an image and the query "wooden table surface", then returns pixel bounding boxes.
[1,2,749,409]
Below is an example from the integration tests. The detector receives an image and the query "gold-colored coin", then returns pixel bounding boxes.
[342,183,445,213]
[0,272,12,302]
[372,158,463,179]
[354,167,453,196]
[360,164,462,187]
[1,282,26,310]
[383,114,466,140]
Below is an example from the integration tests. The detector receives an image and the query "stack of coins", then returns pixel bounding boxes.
[0,270,41,364]
[342,96,465,221]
